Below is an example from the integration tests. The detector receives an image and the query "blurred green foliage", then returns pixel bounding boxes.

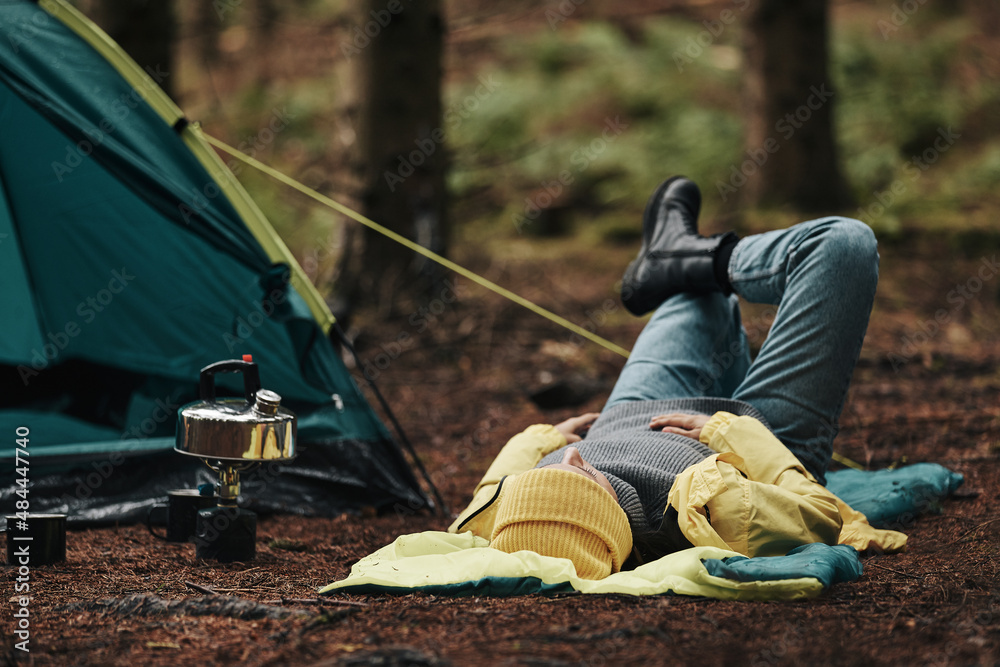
[448,19,745,238]
[446,10,998,242]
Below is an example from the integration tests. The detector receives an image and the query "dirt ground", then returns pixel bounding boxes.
[4,234,999,666]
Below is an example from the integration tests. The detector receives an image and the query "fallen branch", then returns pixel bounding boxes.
[277,597,370,608]
[944,517,1000,546]
[866,562,922,580]
[58,594,319,621]
[184,581,218,595]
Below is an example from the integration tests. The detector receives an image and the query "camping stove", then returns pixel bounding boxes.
[175,357,296,562]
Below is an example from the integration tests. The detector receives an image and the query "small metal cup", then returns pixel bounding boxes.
[5,513,67,566]
[147,489,218,543]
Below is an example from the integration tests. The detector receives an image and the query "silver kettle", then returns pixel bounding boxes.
[175,358,296,463]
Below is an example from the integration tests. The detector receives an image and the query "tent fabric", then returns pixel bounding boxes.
[0,0,429,523]
[320,464,960,598]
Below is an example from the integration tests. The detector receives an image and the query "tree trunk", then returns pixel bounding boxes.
[92,0,177,100]
[346,0,448,313]
[248,0,279,80]
[188,0,221,66]
[249,0,280,41]
[741,0,851,211]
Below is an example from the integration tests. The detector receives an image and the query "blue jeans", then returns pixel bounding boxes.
[604,217,880,484]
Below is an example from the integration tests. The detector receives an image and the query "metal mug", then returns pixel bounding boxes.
[147,489,218,543]
[5,513,67,566]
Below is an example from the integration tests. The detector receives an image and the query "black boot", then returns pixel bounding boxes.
[620,176,738,316]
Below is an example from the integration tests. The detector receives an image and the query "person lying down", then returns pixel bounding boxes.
[448,177,906,579]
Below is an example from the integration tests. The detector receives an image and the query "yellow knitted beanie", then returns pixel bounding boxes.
[490,468,633,580]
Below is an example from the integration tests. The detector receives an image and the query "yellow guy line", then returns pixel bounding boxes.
[203,132,631,359]
[831,451,864,470]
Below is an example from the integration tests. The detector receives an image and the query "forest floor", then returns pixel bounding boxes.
[5,232,1000,666]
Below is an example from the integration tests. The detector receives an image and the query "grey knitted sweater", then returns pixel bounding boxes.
[536,398,768,534]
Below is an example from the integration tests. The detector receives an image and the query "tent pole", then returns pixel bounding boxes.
[332,323,447,516]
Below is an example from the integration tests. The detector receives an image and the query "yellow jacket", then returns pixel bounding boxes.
[449,412,907,557]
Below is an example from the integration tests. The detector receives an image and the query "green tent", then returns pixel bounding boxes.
[0,0,430,523]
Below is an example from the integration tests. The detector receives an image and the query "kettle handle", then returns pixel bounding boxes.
[199,359,261,403]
